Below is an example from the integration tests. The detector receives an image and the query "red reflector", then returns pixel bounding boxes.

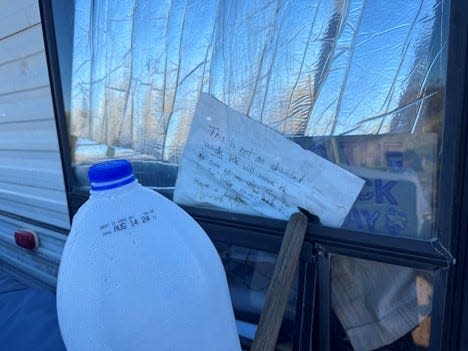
[14,230,39,250]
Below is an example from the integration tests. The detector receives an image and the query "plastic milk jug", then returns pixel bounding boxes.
[56,160,241,351]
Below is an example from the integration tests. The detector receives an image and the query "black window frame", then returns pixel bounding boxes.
[38,0,468,350]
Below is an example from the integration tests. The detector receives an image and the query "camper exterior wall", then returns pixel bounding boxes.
[0,0,69,287]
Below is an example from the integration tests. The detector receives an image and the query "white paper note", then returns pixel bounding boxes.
[174,94,365,227]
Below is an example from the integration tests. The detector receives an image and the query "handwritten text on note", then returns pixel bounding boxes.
[174,94,365,227]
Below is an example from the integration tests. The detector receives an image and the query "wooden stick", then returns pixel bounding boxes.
[251,212,308,351]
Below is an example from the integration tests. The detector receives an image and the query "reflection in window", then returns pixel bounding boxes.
[297,133,439,238]
[215,243,298,350]
[67,0,448,237]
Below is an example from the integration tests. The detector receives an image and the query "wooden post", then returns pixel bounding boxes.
[251,212,308,351]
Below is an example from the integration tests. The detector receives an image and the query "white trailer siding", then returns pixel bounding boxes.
[0,0,68,288]
[0,0,69,229]
[0,215,64,289]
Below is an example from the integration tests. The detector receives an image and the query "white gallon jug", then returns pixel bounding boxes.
[57,160,241,351]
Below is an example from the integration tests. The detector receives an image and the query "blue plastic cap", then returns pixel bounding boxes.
[88,159,134,184]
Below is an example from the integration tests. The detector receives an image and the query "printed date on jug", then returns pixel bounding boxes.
[99,209,157,236]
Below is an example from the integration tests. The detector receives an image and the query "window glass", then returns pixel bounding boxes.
[298,133,438,238]
[215,243,298,350]
[64,0,448,237]
[331,255,434,351]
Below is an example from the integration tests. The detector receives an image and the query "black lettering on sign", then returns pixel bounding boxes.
[208,125,225,143]
[257,173,275,186]
[255,156,265,165]
[239,147,253,158]
[229,155,239,165]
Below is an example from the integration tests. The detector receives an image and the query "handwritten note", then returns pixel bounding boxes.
[173,94,365,227]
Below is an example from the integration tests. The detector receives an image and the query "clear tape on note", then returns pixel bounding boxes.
[174,93,365,228]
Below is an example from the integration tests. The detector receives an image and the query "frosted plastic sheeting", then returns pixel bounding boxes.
[70,0,447,163]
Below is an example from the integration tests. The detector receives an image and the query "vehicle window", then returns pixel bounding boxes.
[215,242,299,350]
[67,0,448,239]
